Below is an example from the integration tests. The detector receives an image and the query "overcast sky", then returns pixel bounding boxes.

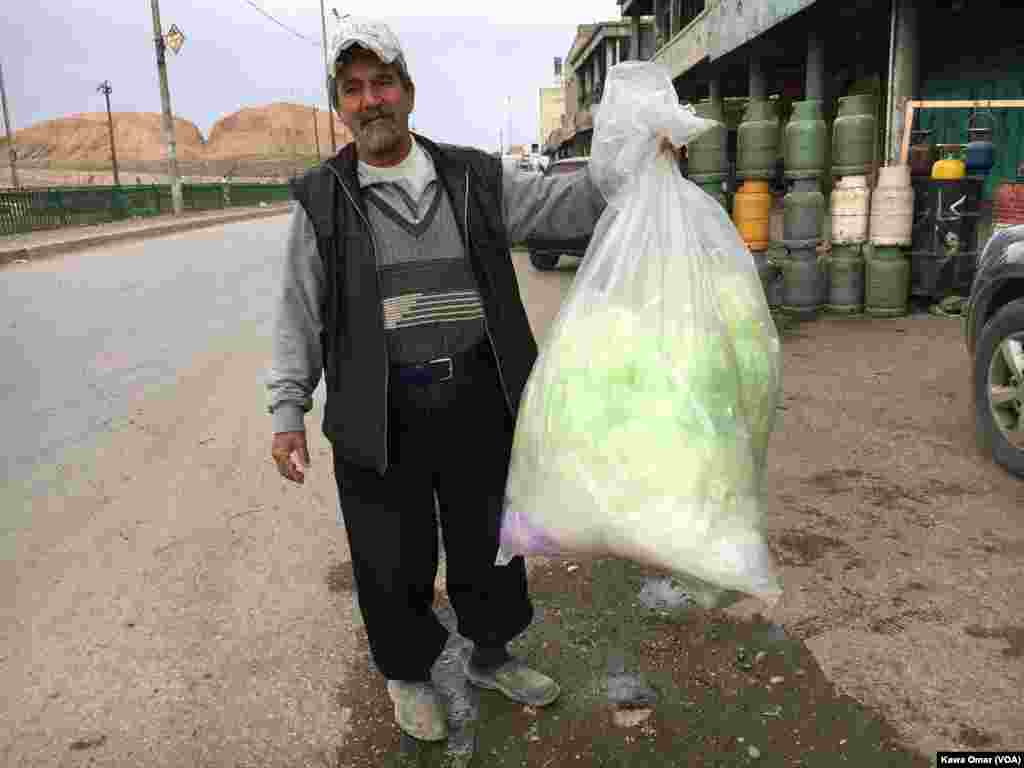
[2,0,624,152]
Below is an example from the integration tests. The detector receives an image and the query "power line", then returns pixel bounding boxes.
[238,0,321,47]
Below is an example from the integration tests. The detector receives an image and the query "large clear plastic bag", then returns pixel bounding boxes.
[497,62,783,609]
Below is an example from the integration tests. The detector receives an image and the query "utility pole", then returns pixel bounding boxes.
[0,59,19,189]
[500,95,511,157]
[97,80,121,187]
[319,0,337,154]
[149,0,183,215]
[313,106,321,161]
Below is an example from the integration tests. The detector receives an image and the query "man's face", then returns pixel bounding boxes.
[336,48,414,164]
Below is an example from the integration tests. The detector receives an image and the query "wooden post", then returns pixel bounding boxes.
[313,107,321,161]
[900,103,916,166]
[900,99,1024,166]
[749,56,765,102]
[149,0,183,214]
[98,81,121,187]
[320,0,337,154]
[0,59,20,189]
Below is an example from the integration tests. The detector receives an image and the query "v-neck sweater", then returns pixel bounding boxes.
[359,138,487,365]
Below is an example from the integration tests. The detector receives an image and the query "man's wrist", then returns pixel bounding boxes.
[272,403,307,434]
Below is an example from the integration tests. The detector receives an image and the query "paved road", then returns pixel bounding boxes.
[0,218,285,533]
[0,217,577,545]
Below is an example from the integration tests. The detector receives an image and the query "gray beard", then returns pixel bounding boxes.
[359,119,402,154]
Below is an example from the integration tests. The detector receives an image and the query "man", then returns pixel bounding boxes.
[266,18,678,743]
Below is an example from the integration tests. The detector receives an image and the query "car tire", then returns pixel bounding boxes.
[973,297,1024,479]
[529,252,559,271]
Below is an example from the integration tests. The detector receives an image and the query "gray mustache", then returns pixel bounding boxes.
[361,113,393,126]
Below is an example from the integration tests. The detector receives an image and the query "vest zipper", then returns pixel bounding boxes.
[331,166,390,474]
[466,169,514,417]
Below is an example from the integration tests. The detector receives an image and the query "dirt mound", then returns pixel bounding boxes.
[6,104,353,166]
[9,112,206,163]
[205,102,352,160]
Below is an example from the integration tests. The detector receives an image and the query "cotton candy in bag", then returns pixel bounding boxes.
[497,62,783,609]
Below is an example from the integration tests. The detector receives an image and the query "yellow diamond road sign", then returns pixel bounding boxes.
[166,24,185,55]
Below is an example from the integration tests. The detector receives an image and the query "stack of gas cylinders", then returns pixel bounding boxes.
[733,98,784,308]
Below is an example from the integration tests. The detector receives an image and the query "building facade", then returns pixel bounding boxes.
[538,88,565,150]
[538,56,567,151]
[614,0,1022,203]
[543,19,655,160]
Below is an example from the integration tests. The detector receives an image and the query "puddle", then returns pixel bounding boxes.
[637,574,746,612]
[637,577,695,611]
[749,621,792,647]
[964,624,1024,658]
[325,560,355,593]
[431,605,481,763]
[349,602,483,766]
[605,673,658,708]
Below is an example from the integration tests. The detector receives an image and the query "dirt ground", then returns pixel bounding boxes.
[2,334,359,768]
[329,309,1024,767]
[3,248,1023,766]
[760,311,1024,755]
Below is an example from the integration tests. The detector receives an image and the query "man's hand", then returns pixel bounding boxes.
[657,131,684,162]
[272,431,310,484]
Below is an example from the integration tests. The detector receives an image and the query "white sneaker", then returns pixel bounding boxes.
[385,680,448,742]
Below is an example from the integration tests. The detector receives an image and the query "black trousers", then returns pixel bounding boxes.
[332,340,534,681]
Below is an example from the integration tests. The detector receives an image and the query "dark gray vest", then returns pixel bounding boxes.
[289,136,539,474]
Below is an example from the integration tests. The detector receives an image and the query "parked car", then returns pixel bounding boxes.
[515,155,548,174]
[964,224,1024,478]
[525,157,592,271]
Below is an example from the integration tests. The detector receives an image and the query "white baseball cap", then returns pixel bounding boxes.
[328,17,410,109]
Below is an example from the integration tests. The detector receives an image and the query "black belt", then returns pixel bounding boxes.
[391,342,489,386]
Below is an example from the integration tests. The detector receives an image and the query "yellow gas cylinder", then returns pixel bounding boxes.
[733,180,772,251]
[932,148,966,180]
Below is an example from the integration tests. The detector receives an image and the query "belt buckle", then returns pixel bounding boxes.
[430,356,454,382]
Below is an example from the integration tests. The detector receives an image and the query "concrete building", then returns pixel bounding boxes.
[543,19,656,160]
[541,25,595,160]
[538,57,567,151]
[539,87,565,152]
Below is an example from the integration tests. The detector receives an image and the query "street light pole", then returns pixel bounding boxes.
[319,0,337,154]
[149,0,183,215]
[313,107,321,162]
[0,59,19,189]
[500,95,511,157]
[97,80,121,187]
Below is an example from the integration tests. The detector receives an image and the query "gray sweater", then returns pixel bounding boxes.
[266,146,607,434]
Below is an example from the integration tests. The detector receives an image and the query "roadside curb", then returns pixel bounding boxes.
[0,204,292,266]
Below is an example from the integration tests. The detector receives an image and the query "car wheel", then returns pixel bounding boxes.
[974,297,1024,478]
[529,252,559,271]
